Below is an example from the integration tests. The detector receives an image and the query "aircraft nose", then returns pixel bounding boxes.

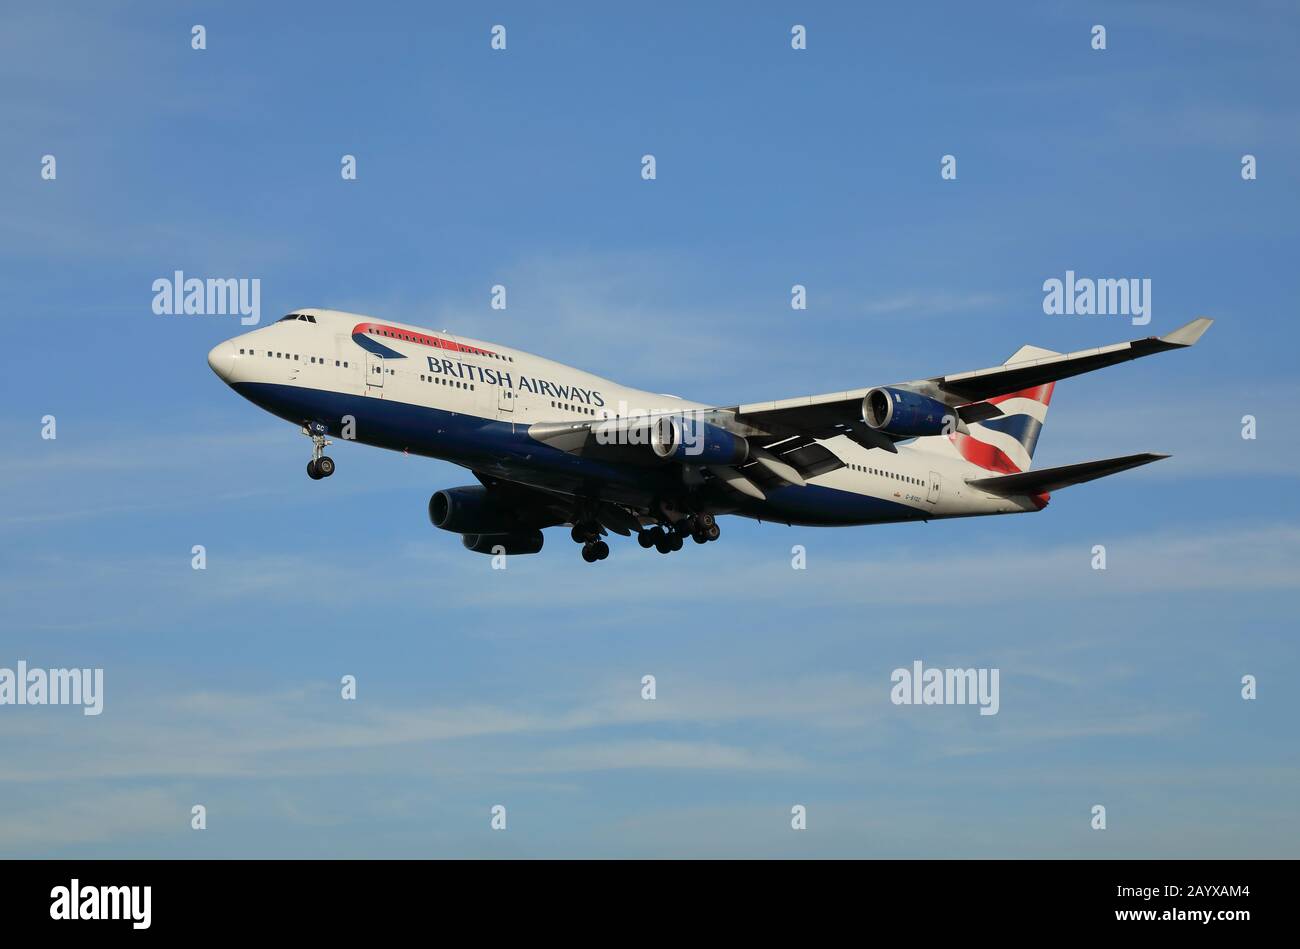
[207,341,236,382]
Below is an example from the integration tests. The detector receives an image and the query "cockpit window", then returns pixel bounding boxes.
[277,313,318,323]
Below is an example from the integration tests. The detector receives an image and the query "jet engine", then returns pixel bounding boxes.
[462,531,544,556]
[649,415,749,465]
[862,387,954,438]
[428,486,521,535]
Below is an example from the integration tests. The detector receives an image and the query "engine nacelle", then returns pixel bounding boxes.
[429,486,519,535]
[862,387,952,437]
[462,531,544,556]
[649,415,749,465]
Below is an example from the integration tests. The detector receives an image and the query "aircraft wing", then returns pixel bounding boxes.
[528,318,1211,500]
[526,415,844,499]
[726,317,1213,434]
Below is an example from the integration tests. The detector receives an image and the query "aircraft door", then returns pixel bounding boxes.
[366,352,384,391]
[927,471,941,504]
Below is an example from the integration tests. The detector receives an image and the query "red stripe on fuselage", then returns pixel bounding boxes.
[351,322,498,358]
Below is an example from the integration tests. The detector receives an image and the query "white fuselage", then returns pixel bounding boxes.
[207,308,1034,527]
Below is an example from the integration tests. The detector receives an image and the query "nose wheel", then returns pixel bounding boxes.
[307,456,335,480]
[303,423,335,480]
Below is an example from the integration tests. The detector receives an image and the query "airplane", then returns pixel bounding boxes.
[206,310,1212,563]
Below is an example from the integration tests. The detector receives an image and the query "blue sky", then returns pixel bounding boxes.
[1,1,1297,857]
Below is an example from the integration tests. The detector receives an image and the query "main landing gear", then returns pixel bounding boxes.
[635,513,720,555]
[571,512,721,563]
[572,523,610,563]
[303,423,336,480]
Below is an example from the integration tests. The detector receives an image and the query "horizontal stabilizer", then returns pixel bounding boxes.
[967,452,1169,496]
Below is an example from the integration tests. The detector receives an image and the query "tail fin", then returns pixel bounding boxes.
[949,344,1058,473]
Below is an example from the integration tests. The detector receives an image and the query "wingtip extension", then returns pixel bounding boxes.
[1160,316,1213,347]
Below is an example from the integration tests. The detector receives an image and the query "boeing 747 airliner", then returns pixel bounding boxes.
[206,311,1211,562]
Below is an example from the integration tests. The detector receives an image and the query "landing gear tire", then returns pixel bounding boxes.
[637,531,655,549]
[706,523,720,542]
[668,532,684,552]
[303,423,335,480]
[692,530,708,544]
[593,540,609,560]
[581,544,598,563]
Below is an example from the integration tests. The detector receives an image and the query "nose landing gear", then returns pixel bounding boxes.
[303,423,335,480]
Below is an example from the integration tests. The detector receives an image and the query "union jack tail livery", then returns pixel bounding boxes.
[952,344,1059,474]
